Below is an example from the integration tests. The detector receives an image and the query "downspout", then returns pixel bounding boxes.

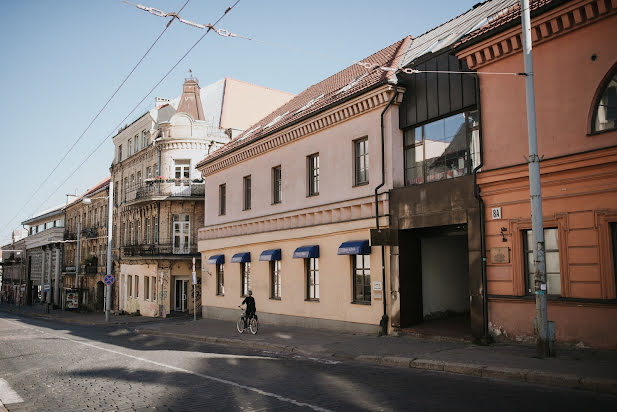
[376,85,399,336]
[472,73,489,344]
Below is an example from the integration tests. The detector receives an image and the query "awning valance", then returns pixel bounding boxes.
[259,249,282,261]
[292,245,319,259]
[337,240,371,255]
[231,252,251,263]
[207,254,225,265]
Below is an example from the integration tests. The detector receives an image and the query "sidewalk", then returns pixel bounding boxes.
[2,302,616,395]
[135,317,617,396]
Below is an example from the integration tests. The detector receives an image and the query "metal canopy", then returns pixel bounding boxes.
[292,245,319,259]
[337,240,371,255]
[207,254,225,265]
[259,249,282,261]
[230,252,251,263]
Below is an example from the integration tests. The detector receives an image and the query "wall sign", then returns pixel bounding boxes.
[491,207,502,220]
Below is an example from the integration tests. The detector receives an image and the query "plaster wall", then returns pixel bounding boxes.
[476,15,617,171]
[120,263,161,317]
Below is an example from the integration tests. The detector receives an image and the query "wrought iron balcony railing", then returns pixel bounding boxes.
[120,180,205,205]
[120,242,198,258]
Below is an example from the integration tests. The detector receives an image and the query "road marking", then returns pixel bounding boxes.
[0,378,24,405]
[3,318,332,412]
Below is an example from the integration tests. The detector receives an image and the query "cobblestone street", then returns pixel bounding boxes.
[0,312,615,411]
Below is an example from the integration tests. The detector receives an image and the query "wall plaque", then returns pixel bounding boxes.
[490,247,510,264]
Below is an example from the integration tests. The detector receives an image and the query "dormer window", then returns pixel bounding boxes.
[591,65,617,133]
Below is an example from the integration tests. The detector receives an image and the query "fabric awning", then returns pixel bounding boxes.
[231,252,251,263]
[207,255,225,265]
[259,249,282,261]
[292,245,319,259]
[337,240,371,255]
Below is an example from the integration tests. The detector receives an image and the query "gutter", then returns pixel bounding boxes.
[472,73,489,344]
[376,86,399,336]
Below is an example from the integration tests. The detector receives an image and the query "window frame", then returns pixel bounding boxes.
[523,227,561,296]
[152,276,157,301]
[243,175,252,211]
[306,257,319,301]
[128,274,133,297]
[352,254,371,304]
[272,166,282,204]
[216,264,224,296]
[270,260,281,299]
[219,184,226,216]
[353,136,369,186]
[135,275,139,299]
[241,262,251,297]
[307,153,320,197]
[589,62,617,135]
[145,276,150,301]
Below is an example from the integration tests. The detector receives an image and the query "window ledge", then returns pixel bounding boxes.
[307,193,319,198]
[353,182,369,188]
[269,297,281,301]
[304,298,320,302]
[351,300,371,305]
[587,128,617,137]
[216,293,224,297]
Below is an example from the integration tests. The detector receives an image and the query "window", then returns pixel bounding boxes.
[137,171,142,187]
[128,138,132,156]
[216,264,224,295]
[134,134,139,152]
[404,110,479,185]
[123,223,127,246]
[123,178,128,202]
[128,275,133,297]
[306,258,319,300]
[243,176,251,210]
[241,262,251,296]
[308,153,319,196]
[592,68,617,133]
[524,228,561,295]
[130,174,135,189]
[272,166,282,204]
[118,145,123,162]
[172,214,190,254]
[130,221,135,245]
[145,276,150,300]
[154,216,159,243]
[354,137,369,185]
[353,255,371,303]
[135,275,140,298]
[152,276,157,301]
[146,167,152,179]
[271,260,281,299]
[219,184,226,215]
[137,219,141,244]
[141,130,147,150]
[145,217,150,244]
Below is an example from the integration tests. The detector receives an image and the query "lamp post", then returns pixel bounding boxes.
[82,181,113,322]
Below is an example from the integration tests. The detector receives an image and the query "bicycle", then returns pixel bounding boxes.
[236,305,259,334]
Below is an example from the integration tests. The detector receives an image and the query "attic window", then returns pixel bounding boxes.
[295,94,324,115]
[336,74,369,95]
[264,111,290,129]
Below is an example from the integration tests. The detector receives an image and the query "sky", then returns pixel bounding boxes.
[0,0,483,243]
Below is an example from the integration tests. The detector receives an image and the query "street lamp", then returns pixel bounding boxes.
[81,181,114,322]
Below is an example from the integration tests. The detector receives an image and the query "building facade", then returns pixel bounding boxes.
[63,177,111,311]
[21,206,65,306]
[111,76,293,317]
[456,0,617,348]
[1,230,28,304]
[197,38,415,333]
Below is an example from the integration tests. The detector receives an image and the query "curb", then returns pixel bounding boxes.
[136,328,617,396]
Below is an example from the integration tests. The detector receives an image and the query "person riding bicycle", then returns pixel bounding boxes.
[241,290,256,327]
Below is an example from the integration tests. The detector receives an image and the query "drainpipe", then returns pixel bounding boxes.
[472,73,489,344]
[376,86,399,336]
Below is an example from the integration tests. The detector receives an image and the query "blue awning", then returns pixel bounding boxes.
[293,245,319,259]
[259,249,281,261]
[337,240,371,255]
[231,252,251,263]
[207,254,225,265]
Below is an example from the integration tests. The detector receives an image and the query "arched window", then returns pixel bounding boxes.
[592,65,617,133]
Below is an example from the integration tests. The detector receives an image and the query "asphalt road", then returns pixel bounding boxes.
[0,313,615,412]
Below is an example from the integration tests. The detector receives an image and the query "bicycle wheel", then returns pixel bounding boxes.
[236,316,245,333]
[249,317,259,334]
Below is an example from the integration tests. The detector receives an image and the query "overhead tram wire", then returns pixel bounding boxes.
[31,0,243,214]
[0,0,190,235]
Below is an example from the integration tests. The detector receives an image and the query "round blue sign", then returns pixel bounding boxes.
[104,275,115,285]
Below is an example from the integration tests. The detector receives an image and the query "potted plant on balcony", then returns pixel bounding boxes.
[84,255,98,274]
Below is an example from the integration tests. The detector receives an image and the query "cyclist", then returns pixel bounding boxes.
[241,290,256,328]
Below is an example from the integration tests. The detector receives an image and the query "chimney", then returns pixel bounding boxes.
[177,74,205,121]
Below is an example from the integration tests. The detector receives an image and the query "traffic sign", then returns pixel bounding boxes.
[43,283,51,292]
[104,274,115,285]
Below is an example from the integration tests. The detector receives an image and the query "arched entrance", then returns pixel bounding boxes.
[96,281,105,312]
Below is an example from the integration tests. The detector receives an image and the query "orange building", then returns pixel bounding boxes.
[456,0,617,348]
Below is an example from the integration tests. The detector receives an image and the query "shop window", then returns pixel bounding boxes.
[271,260,281,299]
[524,228,561,296]
[306,257,319,300]
[216,264,224,295]
[241,262,251,296]
[353,255,371,303]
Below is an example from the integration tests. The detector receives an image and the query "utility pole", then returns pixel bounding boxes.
[76,221,81,309]
[192,257,196,321]
[520,0,552,357]
[106,181,114,322]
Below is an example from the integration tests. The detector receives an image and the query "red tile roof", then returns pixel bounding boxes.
[65,176,111,208]
[197,36,412,168]
[455,0,563,48]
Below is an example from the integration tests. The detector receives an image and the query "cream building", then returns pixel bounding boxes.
[111,75,293,317]
[197,38,411,333]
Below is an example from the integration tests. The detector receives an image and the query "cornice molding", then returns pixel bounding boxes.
[198,85,404,177]
[457,0,617,70]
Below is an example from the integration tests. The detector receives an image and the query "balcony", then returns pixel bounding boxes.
[120,242,198,258]
[64,231,77,241]
[121,180,205,205]
[81,227,99,238]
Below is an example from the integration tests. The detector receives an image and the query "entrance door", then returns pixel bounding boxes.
[173,160,190,196]
[174,279,188,312]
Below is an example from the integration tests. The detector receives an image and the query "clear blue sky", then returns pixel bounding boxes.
[0,0,482,243]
